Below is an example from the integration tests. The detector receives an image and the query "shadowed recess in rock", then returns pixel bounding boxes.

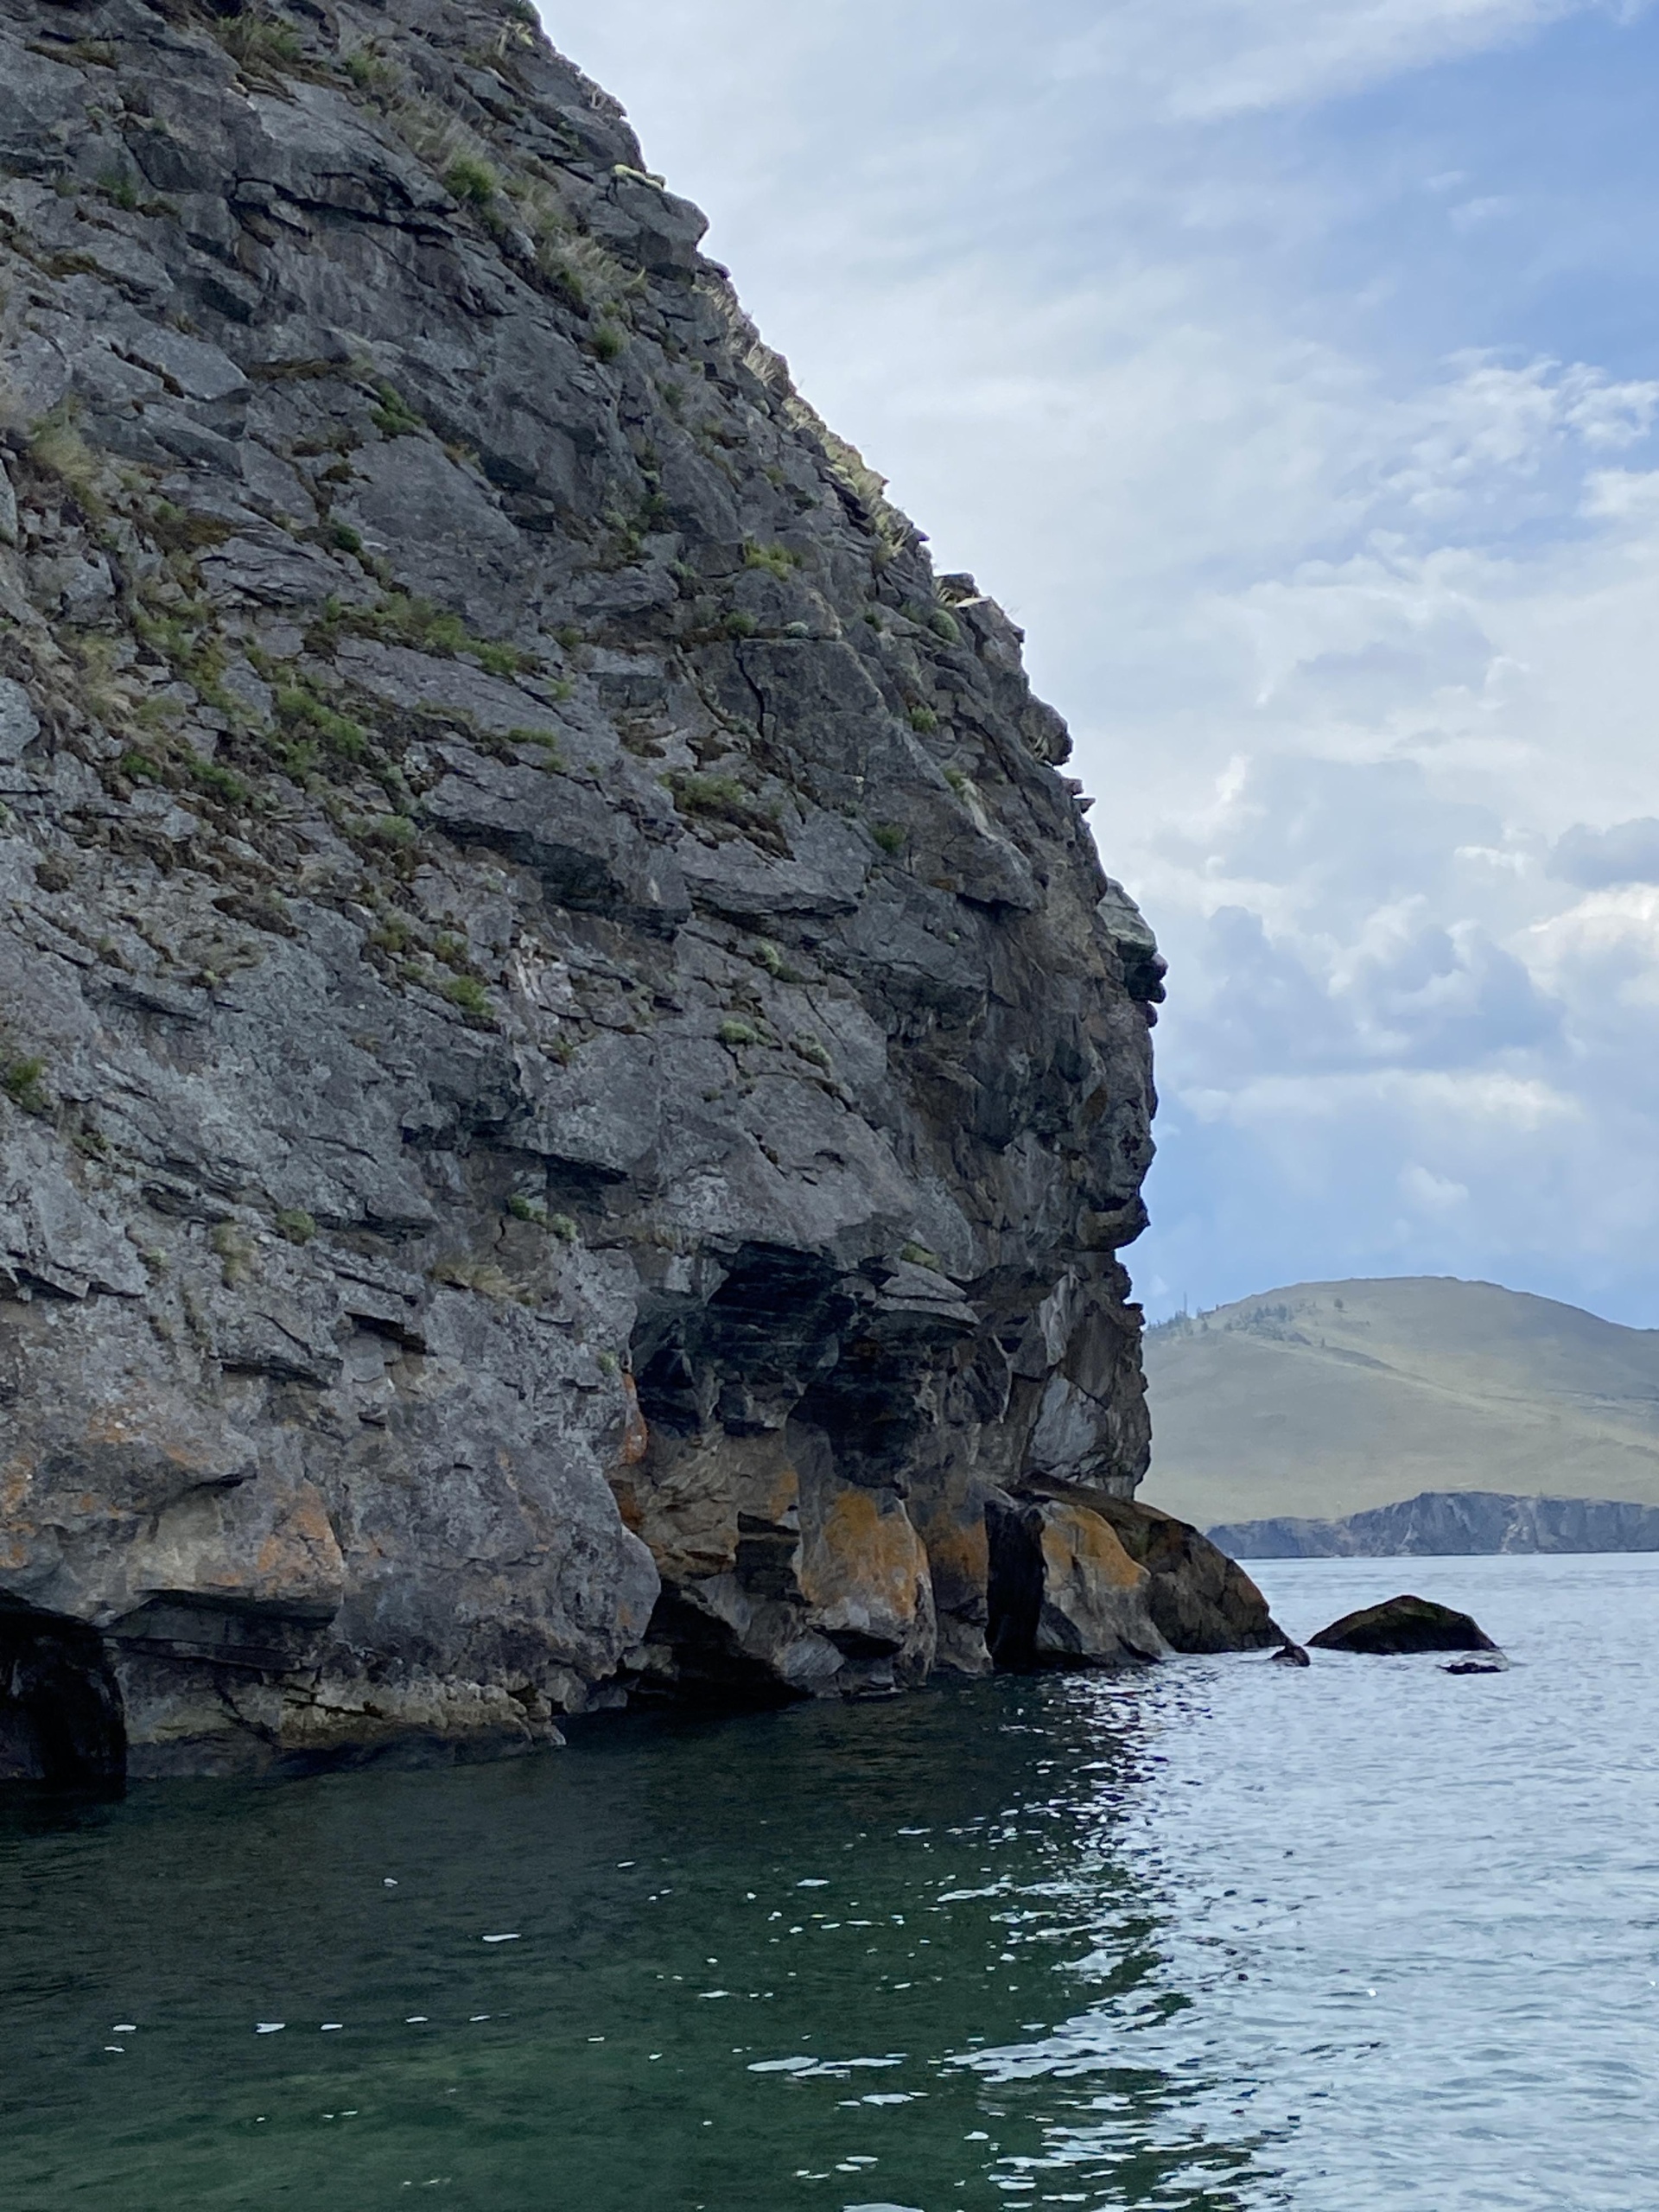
[0,1603,125,1785]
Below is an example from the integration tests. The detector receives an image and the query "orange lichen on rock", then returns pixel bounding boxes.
[618,1376,650,1467]
[616,1431,801,1585]
[798,1482,935,1677]
[1039,1501,1144,1594]
[136,1470,346,1621]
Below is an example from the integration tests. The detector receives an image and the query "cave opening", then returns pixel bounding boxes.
[984,1503,1040,1670]
[0,1604,126,1789]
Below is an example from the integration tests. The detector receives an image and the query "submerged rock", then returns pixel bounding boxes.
[1309,1596,1499,1656]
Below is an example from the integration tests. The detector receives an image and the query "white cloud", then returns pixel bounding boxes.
[1449,194,1517,230]
[1527,885,1659,989]
[543,0,1659,1320]
[1581,465,1659,517]
[1051,0,1600,118]
[1401,1162,1471,1211]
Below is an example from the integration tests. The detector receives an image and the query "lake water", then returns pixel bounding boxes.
[3,1552,1655,2211]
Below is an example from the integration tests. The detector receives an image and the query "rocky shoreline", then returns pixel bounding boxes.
[0,0,1268,1786]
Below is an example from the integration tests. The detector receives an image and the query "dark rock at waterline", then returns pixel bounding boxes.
[1309,1596,1498,1656]
[985,1495,1168,1669]
[0,1605,124,1786]
[1272,1640,1312,1667]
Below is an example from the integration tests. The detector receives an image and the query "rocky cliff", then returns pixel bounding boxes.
[0,0,1243,1783]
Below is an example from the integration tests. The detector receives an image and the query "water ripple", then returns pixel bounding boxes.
[0,1553,1652,2209]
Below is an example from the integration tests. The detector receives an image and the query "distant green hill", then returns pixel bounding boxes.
[1141,1276,1659,1529]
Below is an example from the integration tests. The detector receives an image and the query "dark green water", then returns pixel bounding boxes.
[6,1554,1656,2210]
[2,1677,1253,2212]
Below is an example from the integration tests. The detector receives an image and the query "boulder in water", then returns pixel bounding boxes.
[1309,1595,1497,1656]
[983,1491,1289,1669]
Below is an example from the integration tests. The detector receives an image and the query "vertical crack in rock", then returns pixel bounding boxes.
[0,0,1270,1780]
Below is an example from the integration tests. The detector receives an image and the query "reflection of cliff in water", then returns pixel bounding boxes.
[1,1677,1269,2210]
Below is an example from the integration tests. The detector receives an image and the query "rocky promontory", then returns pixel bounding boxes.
[1211,1490,1659,1559]
[0,0,1262,1783]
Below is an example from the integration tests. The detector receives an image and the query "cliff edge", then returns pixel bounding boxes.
[0,0,1205,1781]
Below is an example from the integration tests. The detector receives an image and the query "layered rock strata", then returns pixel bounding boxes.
[0,0,1213,1780]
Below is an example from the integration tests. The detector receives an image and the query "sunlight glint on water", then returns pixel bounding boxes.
[1,1552,1654,2211]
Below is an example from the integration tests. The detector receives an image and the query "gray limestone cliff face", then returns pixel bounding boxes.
[0,0,1173,1779]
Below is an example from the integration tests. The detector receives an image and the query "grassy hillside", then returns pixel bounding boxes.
[1141,1277,1659,1528]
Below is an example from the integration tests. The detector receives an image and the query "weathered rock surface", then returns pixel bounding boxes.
[982,1492,1281,1670]
[1309,1597,1499,1656]
[986,1494,1168,1669]
[0,0,1178,1778]
[1089,1494,1283,1654]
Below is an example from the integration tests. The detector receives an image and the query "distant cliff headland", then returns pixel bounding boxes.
[1146,1276,1659,1550]
[0,0,1282,1786]
[1211,1490,1659,1560]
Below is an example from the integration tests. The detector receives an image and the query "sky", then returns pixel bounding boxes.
[542,0,1659,1326]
